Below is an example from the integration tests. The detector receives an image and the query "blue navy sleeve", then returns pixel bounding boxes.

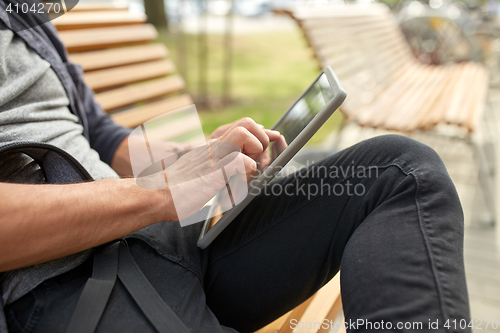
[67,63,132,166]
[80,79,132,165]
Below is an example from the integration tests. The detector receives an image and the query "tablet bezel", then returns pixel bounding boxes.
[197,66,346,249]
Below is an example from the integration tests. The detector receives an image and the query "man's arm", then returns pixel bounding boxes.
[0,118,275,272]
[0,179,174,272]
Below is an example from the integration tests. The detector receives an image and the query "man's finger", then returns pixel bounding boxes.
[220,126,264,160]
[219,118,270,152]
[264,129,281,142]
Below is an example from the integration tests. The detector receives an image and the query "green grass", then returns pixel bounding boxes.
[157,27,343,145]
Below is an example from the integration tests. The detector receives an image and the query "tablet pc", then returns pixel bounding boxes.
[197,66,346,249]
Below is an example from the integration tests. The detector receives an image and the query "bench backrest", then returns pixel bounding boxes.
[53,5,195,143]
[280,3,417,115]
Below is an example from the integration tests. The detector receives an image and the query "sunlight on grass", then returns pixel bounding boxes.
[158,26,343,145]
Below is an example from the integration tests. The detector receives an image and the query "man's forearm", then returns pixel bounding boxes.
[0,179,173,272]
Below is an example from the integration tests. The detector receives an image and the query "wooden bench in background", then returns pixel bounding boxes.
[54,4,346,332]
[277,3,496,225]
[276,3,489,134]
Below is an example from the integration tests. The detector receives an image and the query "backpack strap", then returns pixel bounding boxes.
[65,241,120,333]
[66,240,192,333]
[118,241,191,333]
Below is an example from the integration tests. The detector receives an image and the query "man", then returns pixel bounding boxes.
[0,2,471,332]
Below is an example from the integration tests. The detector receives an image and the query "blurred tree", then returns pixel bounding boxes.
[144,0,168,29]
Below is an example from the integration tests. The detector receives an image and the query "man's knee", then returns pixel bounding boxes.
[364,135,461,208]
[356,135,446,176]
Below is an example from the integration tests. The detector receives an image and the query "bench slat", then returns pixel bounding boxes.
[326,38,409,80]
[456,64,488,130]
[293,4,389,22]
[111,94,194,128]
[449,64,479,127]
[306,20,397,47]
[400,68,449,131]
[95,75,185,111]
[314,27,404,56]
[353,64,422,123]
[420,64,466,129]
[363,67,428,128]
[53,12,146,30]
[69,44,169,71]
[140,108,202,142]
[375,66,437,128]
[297,7,415,104]
[340,62,414,114]
[444,63,476,125]
[385,66,445,130]
[283,3,488,132]
[58,25,157,52]
[84,59,176,92]
[315,32,409,70]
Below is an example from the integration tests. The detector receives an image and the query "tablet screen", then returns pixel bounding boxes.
[271,73,335,160]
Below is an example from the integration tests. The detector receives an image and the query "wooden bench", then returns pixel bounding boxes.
[276,3,489,134]
[53,5,194,131]
[277,3,496,227]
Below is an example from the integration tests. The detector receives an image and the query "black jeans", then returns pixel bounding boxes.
[6,135,470,333]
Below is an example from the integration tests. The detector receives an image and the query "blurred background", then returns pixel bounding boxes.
[73,0,499,329]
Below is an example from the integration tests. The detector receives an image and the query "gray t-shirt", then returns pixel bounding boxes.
[0,23,120,307]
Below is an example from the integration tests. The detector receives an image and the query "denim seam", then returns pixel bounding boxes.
[410,170,449,329]
[370,161,449,326]
[22,302,42,333]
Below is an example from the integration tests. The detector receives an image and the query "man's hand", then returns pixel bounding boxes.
[138,118,284,222]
